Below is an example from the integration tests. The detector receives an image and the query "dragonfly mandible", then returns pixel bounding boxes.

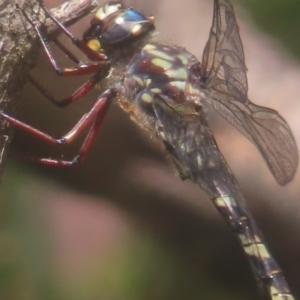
[1,0,298,299]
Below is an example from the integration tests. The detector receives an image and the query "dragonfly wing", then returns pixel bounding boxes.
[200,0,298,184]
[212,95,298,185]
[201,0,248,104]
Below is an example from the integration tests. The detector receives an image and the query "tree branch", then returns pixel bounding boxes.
[0,0,98,180]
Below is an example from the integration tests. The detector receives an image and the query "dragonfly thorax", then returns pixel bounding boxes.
[117,42,203,132]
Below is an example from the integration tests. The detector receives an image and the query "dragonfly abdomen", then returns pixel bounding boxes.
[213,194,294,299]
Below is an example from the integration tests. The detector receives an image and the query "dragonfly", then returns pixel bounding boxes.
[1,0,298,299]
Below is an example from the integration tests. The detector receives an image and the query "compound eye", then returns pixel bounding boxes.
[100,9,154,44]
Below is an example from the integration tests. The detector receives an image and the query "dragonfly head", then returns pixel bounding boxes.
[83,1,155,54]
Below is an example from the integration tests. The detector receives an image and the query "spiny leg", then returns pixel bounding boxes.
[37,0,106,62]
[53,39,81,65]
[17,3,110,107]
[17,3,106,68]
[35,23,106,77]
[28,66,109,108]
[27,29,110,107]
[1,89,116,166]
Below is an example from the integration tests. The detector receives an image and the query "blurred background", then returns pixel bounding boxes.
[1,0,300,299]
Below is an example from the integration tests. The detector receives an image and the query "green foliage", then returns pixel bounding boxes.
[0,163,57,300]
[53,233,232,300]
[239,0,300,59]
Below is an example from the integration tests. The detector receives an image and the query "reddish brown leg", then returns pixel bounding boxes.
[35,24,107,76]
[17,4,106,72]
[39,2,106,62]
[53,39,80,65]
[1,89,116,166]
[28,25,110,107]
[28,66,109,108]
[17,4,111,107]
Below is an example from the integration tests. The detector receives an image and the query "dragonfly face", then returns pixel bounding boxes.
[82,1,155,54]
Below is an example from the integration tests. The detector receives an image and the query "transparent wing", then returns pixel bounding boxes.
[200,0,298,185]
[210,96,298,185]
[201,0,248,103]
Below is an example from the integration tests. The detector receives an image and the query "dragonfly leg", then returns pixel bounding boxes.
[1,89,116,166]
[18,4,110,108]
[17,3,106,66]
[53,39,82,65]
[38,1,105,62]
[35,24,108,76]
[28,63,109,108]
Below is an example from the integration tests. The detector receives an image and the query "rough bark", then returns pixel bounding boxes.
[0,0,98,181]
